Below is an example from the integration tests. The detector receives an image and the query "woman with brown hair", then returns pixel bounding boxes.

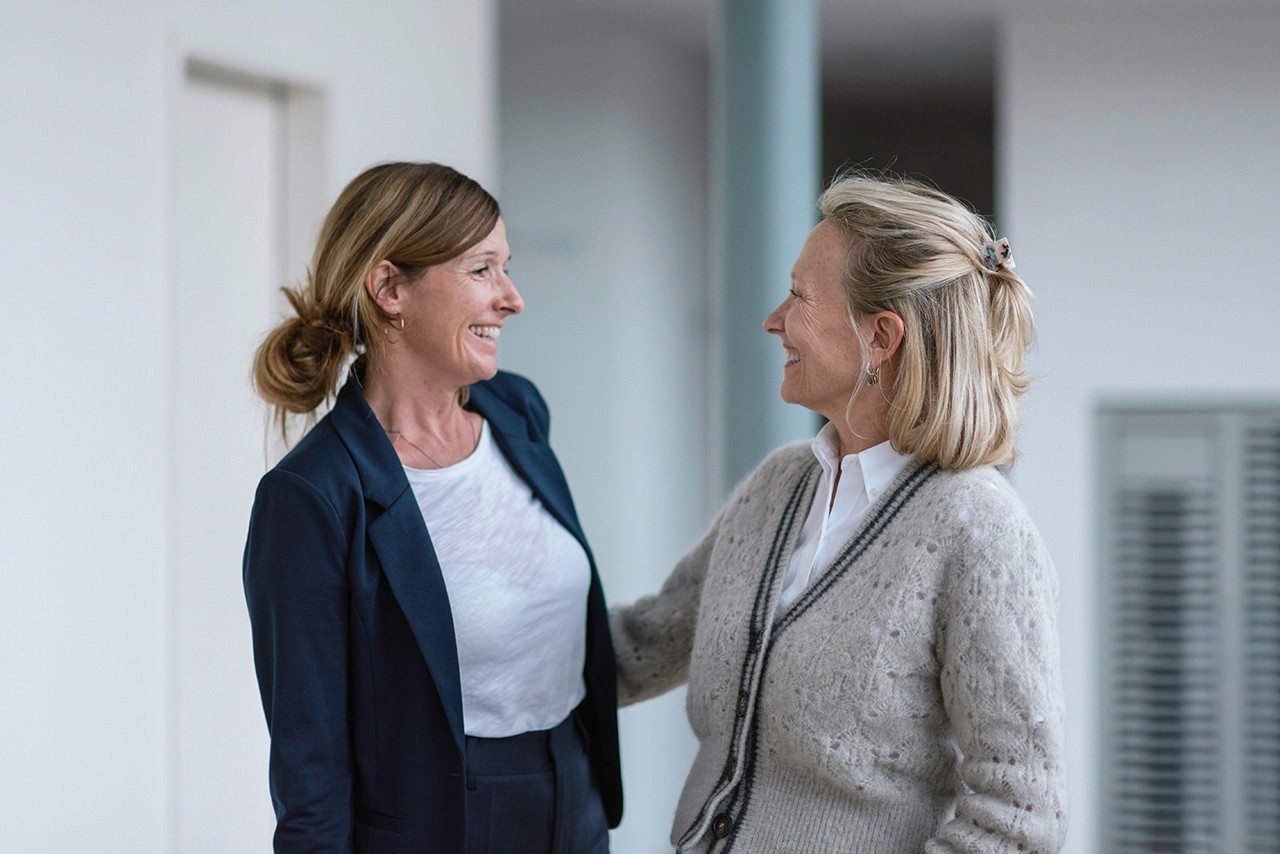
[613,174,1067,853]
[244,162,621,854]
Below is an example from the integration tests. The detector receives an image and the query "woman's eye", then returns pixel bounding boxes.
[471,266,489,277]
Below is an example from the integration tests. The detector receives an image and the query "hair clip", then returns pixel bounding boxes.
[982,237,1016,272]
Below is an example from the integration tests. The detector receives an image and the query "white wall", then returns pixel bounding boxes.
[1002,7,1280,852]
[498,12,710,853]
[0,1,495,851]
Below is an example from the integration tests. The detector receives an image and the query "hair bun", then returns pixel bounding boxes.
[253,289,350,415]
[288,313,348,372]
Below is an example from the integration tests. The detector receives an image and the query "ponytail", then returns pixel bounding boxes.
[252,285,354,435]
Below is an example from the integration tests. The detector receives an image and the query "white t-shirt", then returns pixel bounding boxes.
[403,420,589,737]
[775,424,915,614]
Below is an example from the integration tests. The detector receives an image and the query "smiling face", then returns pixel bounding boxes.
[397,217,523,389]
[763,219,867,423]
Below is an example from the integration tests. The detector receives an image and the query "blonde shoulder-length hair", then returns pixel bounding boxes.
[819,173,1034,470]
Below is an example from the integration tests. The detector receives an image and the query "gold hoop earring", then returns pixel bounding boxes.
[383,315,404,342]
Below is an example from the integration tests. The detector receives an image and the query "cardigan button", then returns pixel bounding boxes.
[711,813,733,839]
[736,691,749,716]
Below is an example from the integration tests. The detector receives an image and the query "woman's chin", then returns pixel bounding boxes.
[469,360,500,383]
[777,381,802,407]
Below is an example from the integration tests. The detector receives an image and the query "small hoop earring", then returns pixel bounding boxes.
[383,314,404,342]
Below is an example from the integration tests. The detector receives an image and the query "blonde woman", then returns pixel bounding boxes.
[244,162,621,854]
[613,175,1066,853]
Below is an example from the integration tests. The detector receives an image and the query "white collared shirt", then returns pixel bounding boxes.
[774,424,915,614]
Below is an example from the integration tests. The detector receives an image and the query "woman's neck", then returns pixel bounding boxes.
[362,362,468,441]
[832,423,888,459]
[825,366,895,458]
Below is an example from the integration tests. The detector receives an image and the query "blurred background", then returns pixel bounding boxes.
[2,0,1278,851]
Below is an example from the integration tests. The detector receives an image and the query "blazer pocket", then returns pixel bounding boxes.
[355,805,405,833]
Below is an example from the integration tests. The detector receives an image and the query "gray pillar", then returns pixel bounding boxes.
[712,0,820,496]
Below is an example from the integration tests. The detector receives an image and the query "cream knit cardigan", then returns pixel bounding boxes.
[612,444,1067,853]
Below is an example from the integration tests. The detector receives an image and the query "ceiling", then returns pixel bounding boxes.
[501,0,1270,97]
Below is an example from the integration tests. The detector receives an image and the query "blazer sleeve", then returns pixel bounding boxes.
[243,468,354,853]
[927,498,1068,854]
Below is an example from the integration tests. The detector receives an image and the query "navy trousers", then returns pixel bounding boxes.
[464,714,610,854]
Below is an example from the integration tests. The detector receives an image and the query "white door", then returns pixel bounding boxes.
[172,68,284,853]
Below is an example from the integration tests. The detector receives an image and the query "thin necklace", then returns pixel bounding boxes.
[387,415,479,469]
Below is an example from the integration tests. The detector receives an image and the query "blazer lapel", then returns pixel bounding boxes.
[469,384,589,550]
[328,372,466,755]
[366,497,465,753]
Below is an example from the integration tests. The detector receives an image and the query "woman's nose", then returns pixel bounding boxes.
[763,299,786,335]
[499,273,524,315]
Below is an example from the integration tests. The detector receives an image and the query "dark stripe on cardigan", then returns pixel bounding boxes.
[678,460,819,851]
[714,460,941,854]
[775,460,941,635]
[712,463,819,838]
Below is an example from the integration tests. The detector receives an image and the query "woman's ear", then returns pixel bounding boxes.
[868,310,906,365]
[364,260,402,316]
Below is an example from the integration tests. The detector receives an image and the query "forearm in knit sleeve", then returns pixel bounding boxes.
[609,512,723,707]
[927,512,1069,854]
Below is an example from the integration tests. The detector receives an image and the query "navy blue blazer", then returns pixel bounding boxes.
[244,369,622,853]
